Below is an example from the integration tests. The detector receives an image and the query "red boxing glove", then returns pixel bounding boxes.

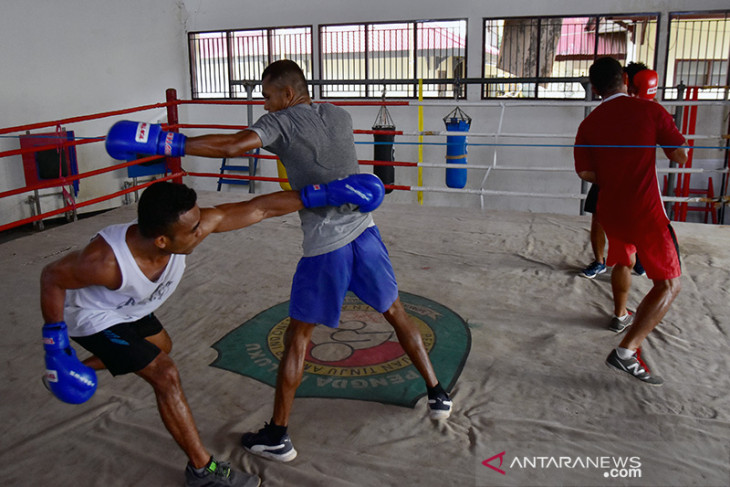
[633,69,658,100]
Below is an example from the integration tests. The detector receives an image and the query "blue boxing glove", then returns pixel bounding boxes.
[105,120,186,160]
[300,173,385,213]
[353,173,386,212]
[42,322,97,404]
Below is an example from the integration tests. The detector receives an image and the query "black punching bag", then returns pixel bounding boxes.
[372,105,395,194]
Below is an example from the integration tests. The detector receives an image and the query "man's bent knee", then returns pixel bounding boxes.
[654,277,681,294]
[137,352,181,389]
[666,277,682,298]
[382,297,404,319]
[285,318,315,337]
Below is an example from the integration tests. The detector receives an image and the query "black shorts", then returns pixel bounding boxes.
[584,184,599,214]
[72,314,164,376]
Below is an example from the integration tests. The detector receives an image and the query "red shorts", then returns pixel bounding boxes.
[605,224,681,280]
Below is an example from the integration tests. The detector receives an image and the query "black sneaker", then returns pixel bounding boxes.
[428,391,453,419]
[241,423,297,462]
[184,457,260,487]
[608,312,633,333]
[633,258,646,276]
[606,349,663,386]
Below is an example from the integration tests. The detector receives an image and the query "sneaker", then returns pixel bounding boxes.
[241,423,297,462]
[184,457,260,487]
[633,259,646,276]
[605,349,663,386]
[428,391,453,420]
[608,312,633,333]
[581,260,606,279]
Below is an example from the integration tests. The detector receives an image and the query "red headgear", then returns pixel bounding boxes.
[633,69,658,100]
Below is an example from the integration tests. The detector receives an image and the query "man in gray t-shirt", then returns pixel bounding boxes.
[185,60,453,462]
[250,102,372,257]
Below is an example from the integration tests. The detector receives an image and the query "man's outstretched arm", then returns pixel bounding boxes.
[201,191,303,235]
[105,120,263,160]
[199,173,386,235]
[184,130,263,159]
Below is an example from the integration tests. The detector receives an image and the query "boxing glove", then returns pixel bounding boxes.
[353,173,386,212]
[43,322,97,404]
[300,173,385,212]
[633,69,658,100]
[106,120,186,160]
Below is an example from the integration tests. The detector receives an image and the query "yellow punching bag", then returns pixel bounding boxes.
[276,159,292,190]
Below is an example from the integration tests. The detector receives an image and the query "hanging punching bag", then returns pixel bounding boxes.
[373,129,395,194]
[372,105,396,193]
[443,107,471,189]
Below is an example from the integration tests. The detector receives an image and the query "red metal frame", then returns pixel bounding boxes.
[672,86,698,222]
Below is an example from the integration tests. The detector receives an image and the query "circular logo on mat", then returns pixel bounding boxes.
[211,292,470,407]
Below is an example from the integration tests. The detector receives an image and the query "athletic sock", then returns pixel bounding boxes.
[427,382,446,399]
[614,312,631,321]
[192,456,215,475]
[616,347,636,360]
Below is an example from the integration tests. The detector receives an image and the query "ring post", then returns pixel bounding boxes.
[165,89,183,183]
[417,79,424,204]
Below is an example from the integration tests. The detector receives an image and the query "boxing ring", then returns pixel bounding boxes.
[1,89,728,232]
[1,94,729,486]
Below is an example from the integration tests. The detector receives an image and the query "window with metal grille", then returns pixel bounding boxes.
[483,14,658,99]
[665,11,730,100]
[188,26,313,99]
[319,19,467,99]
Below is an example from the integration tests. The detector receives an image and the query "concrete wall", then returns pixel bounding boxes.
[0,0,189,226]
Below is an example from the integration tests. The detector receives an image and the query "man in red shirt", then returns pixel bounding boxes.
[574,57,688,385]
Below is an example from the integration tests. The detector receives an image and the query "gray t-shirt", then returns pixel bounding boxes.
[250,103,373,257]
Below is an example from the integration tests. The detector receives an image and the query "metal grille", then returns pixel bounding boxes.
[665,12,730,100]
[320,19,466,99]
[320,24,367,97]
[368,23,413,98]
[416,21,467,99]
[483,14,658,99]
[189,27,312,99]
[189,32,229,98]
[230,30,267,98]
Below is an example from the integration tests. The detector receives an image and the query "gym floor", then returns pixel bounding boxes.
[1,191,728,486]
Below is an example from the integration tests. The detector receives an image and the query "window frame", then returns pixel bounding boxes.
[188,25,314,99]
[664,10,730,101]
[318,18,468,99]
[481,13,660,100]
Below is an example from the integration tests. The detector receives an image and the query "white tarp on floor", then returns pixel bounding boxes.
[1,191,728,486]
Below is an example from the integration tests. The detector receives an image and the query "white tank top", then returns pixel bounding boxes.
[64,222,186,337]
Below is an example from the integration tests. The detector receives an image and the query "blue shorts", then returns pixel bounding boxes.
[289,226,398,328]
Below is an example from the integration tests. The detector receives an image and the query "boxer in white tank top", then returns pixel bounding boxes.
[64,221,186,337]
[40,181,306,486]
